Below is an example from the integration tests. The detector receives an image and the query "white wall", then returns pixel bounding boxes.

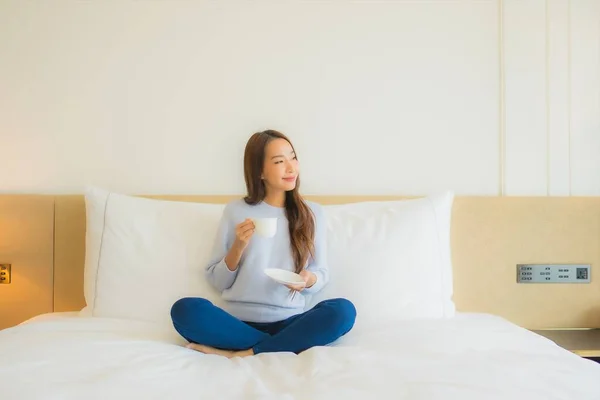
[504,0,600,196]
[0,0,598,196]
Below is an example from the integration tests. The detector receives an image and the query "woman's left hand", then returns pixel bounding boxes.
[285,269,316,292]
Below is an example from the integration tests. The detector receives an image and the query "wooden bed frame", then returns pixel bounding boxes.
[1,194,599,330]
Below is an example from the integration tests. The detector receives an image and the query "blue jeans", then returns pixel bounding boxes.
[170,297,356,354]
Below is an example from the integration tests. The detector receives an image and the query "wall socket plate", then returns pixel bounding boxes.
[0,264,11,284]
[517,264,591,284]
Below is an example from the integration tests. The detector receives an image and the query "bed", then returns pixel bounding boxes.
[1,311,599,399]
[1,187,599,399]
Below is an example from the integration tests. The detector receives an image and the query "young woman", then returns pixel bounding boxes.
[170,130,356,358]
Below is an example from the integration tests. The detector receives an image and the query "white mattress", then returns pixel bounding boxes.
[1,312,599,399]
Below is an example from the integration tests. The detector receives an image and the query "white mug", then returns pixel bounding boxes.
[251,217,278,238]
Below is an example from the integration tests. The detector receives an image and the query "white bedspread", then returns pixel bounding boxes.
[1,312,598,400]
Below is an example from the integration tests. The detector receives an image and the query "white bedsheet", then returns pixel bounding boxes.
[1,312,598,400]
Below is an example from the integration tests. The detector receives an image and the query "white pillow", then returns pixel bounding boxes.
[80,187,226,326]
[307,192,455,321]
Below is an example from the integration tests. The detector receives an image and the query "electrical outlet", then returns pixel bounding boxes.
[0,264,11,284]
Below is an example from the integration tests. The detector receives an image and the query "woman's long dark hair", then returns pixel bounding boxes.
[243,130,315,273]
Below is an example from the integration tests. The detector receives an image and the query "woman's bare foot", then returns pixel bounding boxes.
[185,343,254,358]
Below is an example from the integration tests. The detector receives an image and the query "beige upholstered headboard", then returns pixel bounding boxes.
[2,194,600,330]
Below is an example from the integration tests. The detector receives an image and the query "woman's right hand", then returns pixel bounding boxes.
[225,219,255,271]
[233,219,255,249]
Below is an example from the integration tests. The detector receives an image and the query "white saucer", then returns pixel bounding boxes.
[264,268,306,286]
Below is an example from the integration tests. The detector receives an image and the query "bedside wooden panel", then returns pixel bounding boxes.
[0,196,54,330]
[532,329,600,357]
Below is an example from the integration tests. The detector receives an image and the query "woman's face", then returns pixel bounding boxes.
[262,138,299,193]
